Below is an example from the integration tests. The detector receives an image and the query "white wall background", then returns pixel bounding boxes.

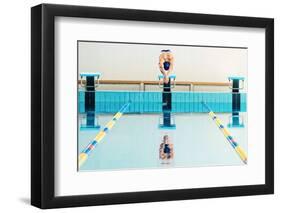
[78,42,247,82]
[0,0,279,212]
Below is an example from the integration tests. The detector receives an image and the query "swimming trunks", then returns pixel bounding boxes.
[163,144,171,154]
[163,61,170,71]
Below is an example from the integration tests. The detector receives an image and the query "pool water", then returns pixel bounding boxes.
[78,113,247,171]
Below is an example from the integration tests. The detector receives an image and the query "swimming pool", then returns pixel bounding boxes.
[78,112,247,171]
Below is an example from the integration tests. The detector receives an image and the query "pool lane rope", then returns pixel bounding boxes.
[79,102,131,168]
[201,101,247,164]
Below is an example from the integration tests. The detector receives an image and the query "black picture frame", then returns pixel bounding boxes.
[31,3,274,209]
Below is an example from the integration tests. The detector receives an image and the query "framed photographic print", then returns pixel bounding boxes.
[31,4,274,209]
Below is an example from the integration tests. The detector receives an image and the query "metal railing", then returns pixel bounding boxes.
[78,79,231,91]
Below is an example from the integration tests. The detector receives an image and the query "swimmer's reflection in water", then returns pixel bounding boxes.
[159,135,174,164]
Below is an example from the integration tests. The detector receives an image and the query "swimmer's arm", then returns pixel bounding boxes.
[158,62,169,83]
[159,150,165,160]
[158,63,165,74]
[158,56,165,73]
[159,144,165,159]
[168,61,174,72]
[169,144,174,158]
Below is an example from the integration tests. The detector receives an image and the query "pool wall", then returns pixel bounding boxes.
[78,91,247,113]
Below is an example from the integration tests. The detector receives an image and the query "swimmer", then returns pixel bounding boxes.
[159,50,174,83]
[159,135,174,162]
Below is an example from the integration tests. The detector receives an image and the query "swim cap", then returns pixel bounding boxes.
[161,49,171,52]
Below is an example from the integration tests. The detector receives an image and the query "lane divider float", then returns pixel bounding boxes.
[79,102,131,168]
[202,101,247,164]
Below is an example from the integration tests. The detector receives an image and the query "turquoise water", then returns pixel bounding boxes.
[78,113,247,171]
